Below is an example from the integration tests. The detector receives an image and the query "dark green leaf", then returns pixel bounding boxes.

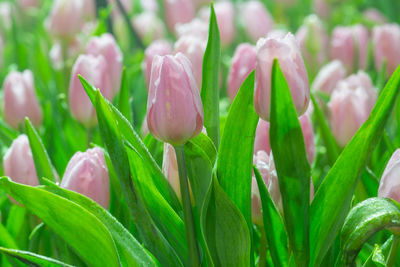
[0,247,73,267]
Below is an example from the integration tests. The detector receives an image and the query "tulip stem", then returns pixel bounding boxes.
[387,235,400,267]
[174,145,201,267]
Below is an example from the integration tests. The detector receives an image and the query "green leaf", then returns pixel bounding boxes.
[0,177,120,267]
[201,175,251,266]
[339,198,400,266]
[0,119,18,147]
[217,71,258,234]
[201,2,221,149]
[42,179,157,267]
[25,118,57,183]
[0,247,73,267]
[310,65,400,266]
[269,60,310,266]
[0,223,18,249]
[254,167,289,267]
[118,67,132,123]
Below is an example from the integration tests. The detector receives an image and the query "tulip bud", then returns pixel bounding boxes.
[3,135,39,187]
[199,1,235,46]
[240,1,273,42]
[254,33,310,121]
[174,35,206,89]
[3,70,42,129]
[146,53,204,145]
[143,40,173,87]
[330,24,369,72]
[132,12,166,44]
[329,71,377,147]
[163,0,195,32]
[46,0,86,38]
[17,0,39,12]
[312,60,347,95]
[61,147,110,208]
[296,15,328,74]
[175,18,209,41]
[364,8,387,24]
[378,149,400,203]
[162,143,181,199]
[86,33,123,95]
[69,54,112,126]
[227,43,256,101]
[372,23,400,77]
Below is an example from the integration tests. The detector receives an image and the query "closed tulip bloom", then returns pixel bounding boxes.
[174,35,206,89]
[312,60,347,95]
[132,12,166,44]
[46,0,86,38]
[227,43,256,100]
[378,149,400,203]
[146,53,204,145]
[143,40,173,87]
[163,0,195,32]
[254,33,310,121]
[61,147,109,208]
[3,134,38,187]
[364,8,387,24]
[3,70,42,129]
[86,33,123,95]
[175,18,209,41]
[372,24,400,77]
[254,119,270,155]
[69,54,112,126]
[162,143,181,199]
[330,24,369,72]
[240,1,273,42]
[329,71,377,147]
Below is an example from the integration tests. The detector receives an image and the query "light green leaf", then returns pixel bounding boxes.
[0,247,73,267]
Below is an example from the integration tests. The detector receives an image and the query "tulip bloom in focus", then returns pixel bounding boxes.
[146,53,204,145]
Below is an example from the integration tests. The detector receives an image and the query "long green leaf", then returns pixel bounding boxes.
[0,223,18,249]
[310,65,400,266]
[118,67,132,123]
[201,3,221,149]
[0,177,120,267]
[217,71,258,234]
[0,247,73,267]
[269,60,310,266]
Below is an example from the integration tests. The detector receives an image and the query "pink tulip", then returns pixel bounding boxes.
[17,0,39,11]
[163,0,195,32]
[254,120,270,156]
[141,0,158,13]
[240,1,273,42]
[69,54,112,126]
[175,18,209,41]
[61,147,110,208]
[330,24,369,72]
[146,53,204,145]
[329,71,377,147]
[364,8,387,24]
[199,1,235,46]
[3,135,39,187]
[46,0,86,38]
[378,149,400,203]
[86,33,123,95]
[296,15,328,73]
[372,24,400,77]
[313,0,329,19]
[143,40,173,87]
[227,43,256,100]
[254,33,310,121]
[174,35,206,89]
[3,70,42,129]
[162,143,181,199]
[312,60,347,95]
[132,12,166,44]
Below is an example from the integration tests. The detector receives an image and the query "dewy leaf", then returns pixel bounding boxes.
[201,2,221,149]
[339,198,400,266]
[254,167,289,267]
[118,67,132,123]
[0,177,121,267]
[310,65,400,266]
[25,118,57,183]
[269,59,310,266]
[0,247,73,267]
[217,71,258,234]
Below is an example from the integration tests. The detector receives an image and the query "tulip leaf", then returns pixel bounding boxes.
[25,118,57,183]
[217,71,258,234]
[0,223,18,249]
[269,59,311,266]
[0,118,18,147]
[118,67,132,123]
[253,167,289,267]
[310,65,400,266]
[0,177,120,267]
[42,179,157,267]
[0,247,73,267]
[201,2,221,149]
[339,198,400,266]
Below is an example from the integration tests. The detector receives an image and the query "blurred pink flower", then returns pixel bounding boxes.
[143,39,173,87]
[132,12,166,44]
[175,18,209,41]
[240,1,273,42]
[364,8,387,24]
[163,0,195,32]
[312,60,347,95]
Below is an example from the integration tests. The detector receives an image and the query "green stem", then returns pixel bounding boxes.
[174,145,201,267]
[258,227,267,267]
[387,235,400,267]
